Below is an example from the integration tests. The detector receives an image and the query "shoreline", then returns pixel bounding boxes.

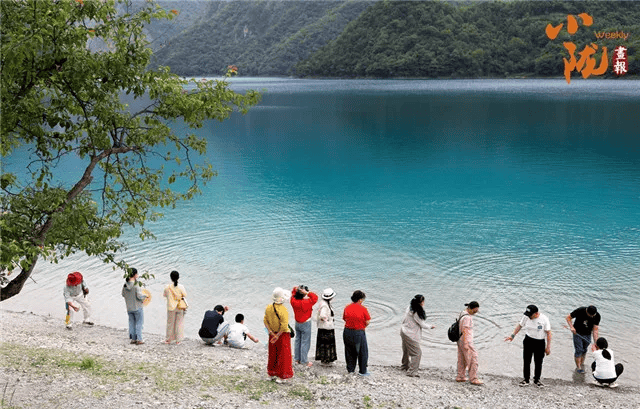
[1,310,638,409]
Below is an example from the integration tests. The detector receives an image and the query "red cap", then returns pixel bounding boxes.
[66,272,83,286]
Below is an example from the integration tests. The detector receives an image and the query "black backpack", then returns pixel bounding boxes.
[447,313,465,342]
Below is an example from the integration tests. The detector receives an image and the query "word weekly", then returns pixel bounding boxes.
[594,31,630,41]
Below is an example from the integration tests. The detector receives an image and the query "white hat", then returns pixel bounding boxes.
[322,288,336,300]
[272,287,287,304]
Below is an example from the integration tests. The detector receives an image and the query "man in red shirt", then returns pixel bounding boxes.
[290,285,318,367]
[343,290,371,376]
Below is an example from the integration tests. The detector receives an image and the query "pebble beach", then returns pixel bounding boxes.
[1,310,638,409]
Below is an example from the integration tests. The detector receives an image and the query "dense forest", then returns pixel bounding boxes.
[150,0,640,79]
[295,0,640,78]
[151,1,371,76]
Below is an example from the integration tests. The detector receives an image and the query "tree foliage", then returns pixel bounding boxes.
[295,0,640,78]
[0,0,260,300]
[151,0,371,76]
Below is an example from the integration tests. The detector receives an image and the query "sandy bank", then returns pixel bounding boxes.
[0,310,637,409]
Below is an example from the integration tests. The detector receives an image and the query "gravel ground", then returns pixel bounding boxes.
[1,310,637,409]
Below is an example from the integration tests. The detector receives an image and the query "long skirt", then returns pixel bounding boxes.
[315,328,337,363]
[268,332,294,379]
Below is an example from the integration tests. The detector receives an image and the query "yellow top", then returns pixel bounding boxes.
[264,303,289,333]
[163,284,186,311]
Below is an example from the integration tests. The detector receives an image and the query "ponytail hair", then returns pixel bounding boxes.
[170,270,179,287]
[410,294,426,321]
[596,337,611,360]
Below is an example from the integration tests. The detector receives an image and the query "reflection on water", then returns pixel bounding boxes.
[3,79,639,385]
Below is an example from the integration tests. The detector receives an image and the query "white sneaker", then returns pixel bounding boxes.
[66,324,73,330]
[608,382,618,388]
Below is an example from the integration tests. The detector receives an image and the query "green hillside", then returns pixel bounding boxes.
[151,0,371,76]
[295,0,640,78]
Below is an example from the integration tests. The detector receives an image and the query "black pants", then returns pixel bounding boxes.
[343,328,368,374]
[523,335,545,382]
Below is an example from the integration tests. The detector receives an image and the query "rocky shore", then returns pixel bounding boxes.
[1,310,637,409]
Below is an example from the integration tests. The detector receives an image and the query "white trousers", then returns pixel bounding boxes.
[65,294,92,324]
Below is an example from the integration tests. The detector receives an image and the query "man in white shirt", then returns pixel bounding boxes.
[227,314,259,349]
[505,305,552,388]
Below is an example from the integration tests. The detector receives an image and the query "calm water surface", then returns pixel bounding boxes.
[3,79,639,384]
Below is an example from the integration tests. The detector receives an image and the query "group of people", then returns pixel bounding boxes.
[63,272,625,388]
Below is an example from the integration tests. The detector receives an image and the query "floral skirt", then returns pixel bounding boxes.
[315,328,337,363]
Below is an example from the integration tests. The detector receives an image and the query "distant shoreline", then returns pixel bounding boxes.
[1,310,638,409]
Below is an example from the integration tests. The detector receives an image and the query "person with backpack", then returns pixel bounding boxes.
[455,301,483,385]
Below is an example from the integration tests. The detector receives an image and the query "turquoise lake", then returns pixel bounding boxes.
[4,79,639,384]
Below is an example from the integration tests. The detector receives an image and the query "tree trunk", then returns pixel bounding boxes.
[1,256,38,301]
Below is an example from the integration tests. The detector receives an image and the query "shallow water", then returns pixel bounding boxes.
[3,79,639,385]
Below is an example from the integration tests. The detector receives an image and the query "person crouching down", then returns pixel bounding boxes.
[592,337,624,388]
[63,272,93,329]
[199,305,230,345]
[227,313,259,349]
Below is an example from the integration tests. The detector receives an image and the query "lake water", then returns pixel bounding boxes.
[3,79,639,385]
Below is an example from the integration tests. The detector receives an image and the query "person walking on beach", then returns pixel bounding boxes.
[504,304,551,387]
[591,337,624,388]
[290,285,318,367]
[63,271,93,329]
[198,304,230,345]
[456,301,483,385]
[121,268,148,344]
[315,288,338,365]
[566,305,600,373]
[264,287,294,382]
[163,270,187,344]
[400,294,435,377]
[343,290,371,376]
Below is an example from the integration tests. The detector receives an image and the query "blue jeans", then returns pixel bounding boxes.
[573,333,591,357]
[294,320,312,364]
[128,308,144,341]
[201,323,230,345]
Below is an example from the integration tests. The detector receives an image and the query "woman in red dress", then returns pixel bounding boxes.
[264,287,294,382]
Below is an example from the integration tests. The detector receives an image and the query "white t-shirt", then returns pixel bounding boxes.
[593,349,617,379]
[227,322,250,348]
[518,313,551,340]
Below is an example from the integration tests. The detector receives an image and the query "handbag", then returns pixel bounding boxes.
[169,286,188,311]
[272,303,295,338]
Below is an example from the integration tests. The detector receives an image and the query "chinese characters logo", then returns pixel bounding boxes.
[545,13,608,84]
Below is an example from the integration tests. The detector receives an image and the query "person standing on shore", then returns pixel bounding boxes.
[264,287,294,382]
[400,294,435,377]
[591,337,624,388]
[315,288,338,365]
[290,285,318,367]
[456,301,483,385]
[121,268,148,345]
[163,270,187,344]
[504,304,552,387]
[343,290,371,376]
[63,271,93,329]
[566,305,600,374]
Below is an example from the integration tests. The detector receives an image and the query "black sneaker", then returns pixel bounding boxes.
[534,380,545,388]
[519,380,530,387]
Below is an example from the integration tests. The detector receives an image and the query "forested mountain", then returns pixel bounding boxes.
[151,0,372,76]
[295,0,640,78]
